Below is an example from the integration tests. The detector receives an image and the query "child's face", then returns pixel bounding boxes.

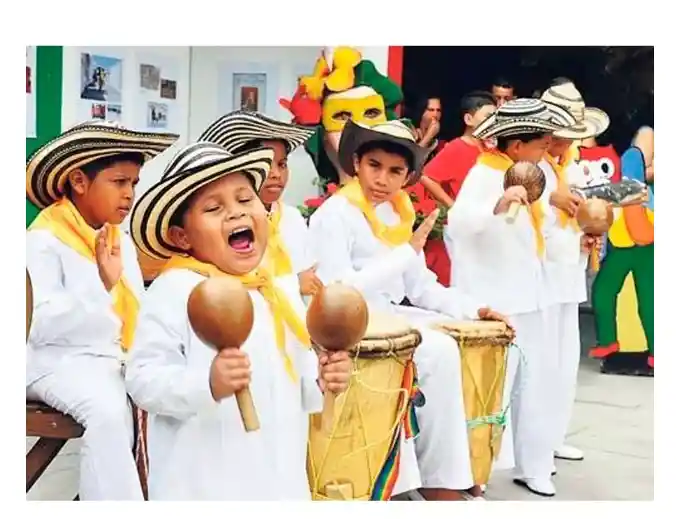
[507,135,552,164]
[68,160,141,227]
[258,140,289,206]
[548,137,574,159]
[169,173,268,276]
[354,148,410,204]
[465,104,496,130]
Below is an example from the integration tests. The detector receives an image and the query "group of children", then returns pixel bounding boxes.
[26,79,607,500]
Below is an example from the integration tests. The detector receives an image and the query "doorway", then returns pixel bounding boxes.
[401,46,653,151]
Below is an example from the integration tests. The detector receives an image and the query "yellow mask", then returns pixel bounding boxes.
[321,86,387,133]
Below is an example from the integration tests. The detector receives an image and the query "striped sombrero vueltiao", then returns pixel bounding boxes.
[130,142,274,260]
[198,110,316,154]
[26,121,179,209]
[473,98,576,140]
[541,82,610,140]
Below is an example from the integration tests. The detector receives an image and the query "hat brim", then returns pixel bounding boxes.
[198,110,316,154]
[26,125,179,209]
[338,120,430,187]
[473,114,564,140]
[130,146,273,260]
[553,107,610,140]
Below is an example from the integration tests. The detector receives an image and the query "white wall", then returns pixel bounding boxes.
[60,45,390,213]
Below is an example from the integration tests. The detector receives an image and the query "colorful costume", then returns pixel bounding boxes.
[588,144,654,375]
[279,47,405,188]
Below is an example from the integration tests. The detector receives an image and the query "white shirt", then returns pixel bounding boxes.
[125,268,322,500]
[307,194,482,319]
[539,159,588,305]
[273,202,314,274]
[445,162,549,315]
[26,229,144,386]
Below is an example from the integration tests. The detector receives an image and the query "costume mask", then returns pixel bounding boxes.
[321,86,387,133]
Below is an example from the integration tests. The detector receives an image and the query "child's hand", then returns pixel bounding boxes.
[209,349,251,401]
[478,307,513,330]
[410,208,440,253]
[298,265,324,296]
[318,350,351,394]
[580,234,601,254]
[95,224,122,292]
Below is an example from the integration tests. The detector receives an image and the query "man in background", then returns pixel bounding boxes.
[491,77,515,107]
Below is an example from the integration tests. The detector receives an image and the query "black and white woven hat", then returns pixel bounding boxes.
[129,142,274,260]
[197,110,315,154]
[26,121,179,209]
[541,82,610,140]
[473,98,576,140]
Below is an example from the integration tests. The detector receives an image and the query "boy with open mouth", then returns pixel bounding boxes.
[125,141,351,500]
[198,110,322,296]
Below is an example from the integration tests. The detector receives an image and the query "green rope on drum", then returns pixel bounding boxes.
[466,342,527,436]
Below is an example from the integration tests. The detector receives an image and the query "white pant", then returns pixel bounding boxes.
[508,311,559,480]
[26,356,144,501]
[393,306,474,490]
[544,303,581,450]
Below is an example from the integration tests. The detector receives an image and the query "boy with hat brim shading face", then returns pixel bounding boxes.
[25,121,179,500]
[307,118,510,501]
[538,82,610,464]
[125,142,351,500]
[446,98,575,498]
[198,110,322,295]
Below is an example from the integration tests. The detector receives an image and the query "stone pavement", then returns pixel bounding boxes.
[26,357,653,501]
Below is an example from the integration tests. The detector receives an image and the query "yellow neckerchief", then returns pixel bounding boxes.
[477,151,545,258]
[339,178,416,247]
[161,255,310,382]
[543,145,580,230]
[28,198,139,352]
[266,203,294,277]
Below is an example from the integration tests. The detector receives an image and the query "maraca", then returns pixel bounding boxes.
[504,161,546,223]
[576,198,613,271]
[306,283,369,433]
[26,269,33,342]
[187,277,259,432]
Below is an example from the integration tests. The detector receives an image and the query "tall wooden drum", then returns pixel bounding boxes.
[433,320,515,485]
[308,313,422,501]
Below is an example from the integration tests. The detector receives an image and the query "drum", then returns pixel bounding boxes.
[433,320,515,485]
[308,313,422,501]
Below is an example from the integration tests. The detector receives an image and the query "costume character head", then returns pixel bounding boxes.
[279,47,405,188]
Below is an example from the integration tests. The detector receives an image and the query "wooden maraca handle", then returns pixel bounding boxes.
[235,386,260,432]
[591,248,600,272]
[321,391,338,434]
[506,201,522,224]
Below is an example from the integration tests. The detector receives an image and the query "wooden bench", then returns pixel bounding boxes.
[26,400,84,496]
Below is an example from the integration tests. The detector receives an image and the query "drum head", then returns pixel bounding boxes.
[435,319,514,342]
[363,312,414,339]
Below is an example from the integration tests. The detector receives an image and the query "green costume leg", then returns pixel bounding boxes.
[591,244,633,347]
[630,244,654,355]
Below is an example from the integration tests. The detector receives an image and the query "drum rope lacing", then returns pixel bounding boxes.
[310,337,417,497]
[465,342,527,448]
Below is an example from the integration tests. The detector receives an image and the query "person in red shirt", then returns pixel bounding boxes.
[415,91,496,287]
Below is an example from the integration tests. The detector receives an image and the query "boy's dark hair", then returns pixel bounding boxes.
[492,77,513,89]
[234,139,291,155]
[496,132,548,153]
[355,140,416,173]
[64,152,145,197]
[460,91,496,118]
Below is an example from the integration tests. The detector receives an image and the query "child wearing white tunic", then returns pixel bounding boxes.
[538,81,610,465]
[196,110,321,295]
[25,122,178,500]
[308,119,510,501]
[125,142,350,500]
[446,98,575,497]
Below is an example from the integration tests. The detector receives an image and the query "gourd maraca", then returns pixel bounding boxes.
[306,283,369,433]
[26,269,33,343]
[187,277,259,432]
[503,161,546,224]
[576,198,614,272]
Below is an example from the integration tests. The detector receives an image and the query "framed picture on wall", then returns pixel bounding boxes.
[232,73,266,113]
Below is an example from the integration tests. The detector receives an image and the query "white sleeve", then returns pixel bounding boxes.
[26,231,120,348]
[285,206,316,273]
[299,348,323,413]
[403,253,484,319]
[446,165,505,239]
[308,203,417,297]
[125,274,218,420]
